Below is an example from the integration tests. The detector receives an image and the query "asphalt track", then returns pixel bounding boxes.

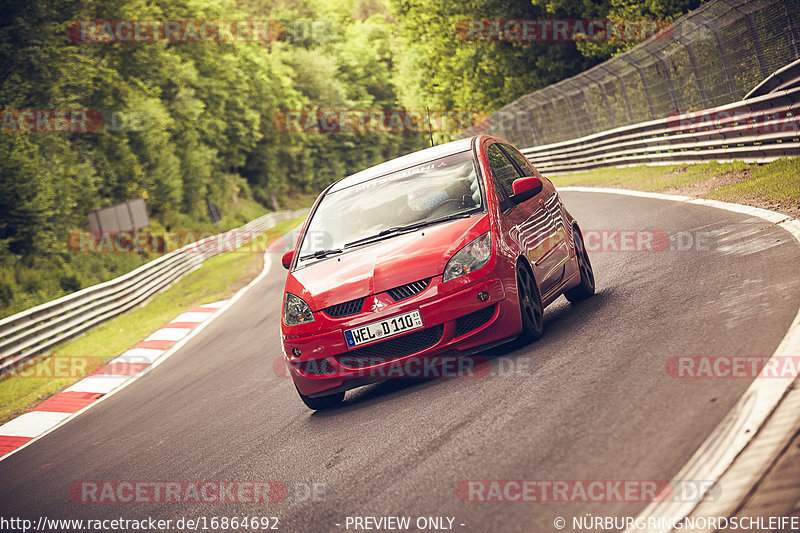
[1,191,799,532]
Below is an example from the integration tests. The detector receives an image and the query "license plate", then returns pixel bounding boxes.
[344,310,423,347]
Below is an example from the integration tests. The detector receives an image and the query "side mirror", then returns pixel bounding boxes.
[282,250,295,270]
[510,176,543,205]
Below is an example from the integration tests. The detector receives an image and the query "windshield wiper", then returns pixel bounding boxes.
[344,208,482,249]
[299,248,343,261]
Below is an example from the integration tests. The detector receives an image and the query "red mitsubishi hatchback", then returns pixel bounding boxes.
[280,135,594,409]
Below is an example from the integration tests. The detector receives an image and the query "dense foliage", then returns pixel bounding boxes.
[392,0,700,113]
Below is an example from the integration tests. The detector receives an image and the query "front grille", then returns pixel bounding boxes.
[454,305,496,338]
[334,324,445,368]
[387,278,431,301]
[323,297,365,318]
[296,358,337,375]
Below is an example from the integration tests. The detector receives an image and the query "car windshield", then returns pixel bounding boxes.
[297,150,482,263]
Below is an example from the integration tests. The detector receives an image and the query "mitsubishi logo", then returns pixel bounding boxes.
[371,297,385,312]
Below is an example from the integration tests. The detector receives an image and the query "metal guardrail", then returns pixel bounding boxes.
[520,82,800,175]
[746,56,800,99]
[0,209,307,375]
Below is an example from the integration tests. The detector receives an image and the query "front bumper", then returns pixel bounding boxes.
[282,275,520,397]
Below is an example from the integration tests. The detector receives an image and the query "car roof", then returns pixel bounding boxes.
[328,136,481,193]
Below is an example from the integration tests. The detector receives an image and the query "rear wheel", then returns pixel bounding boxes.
[565,227,595,303]
[295,384,344,410]
[516,262,544,344]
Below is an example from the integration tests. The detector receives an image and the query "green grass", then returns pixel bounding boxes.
[551,156,800,215]
[277,189,321,211]
[0,216,305,424]
[552,161,750,191]
[706,157,800,207]
[154,197,270,234]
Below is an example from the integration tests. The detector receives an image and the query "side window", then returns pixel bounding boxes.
[500,144,535,178]
[486,143,522,210]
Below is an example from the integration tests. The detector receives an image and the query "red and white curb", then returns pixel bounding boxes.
[0,301,227,458]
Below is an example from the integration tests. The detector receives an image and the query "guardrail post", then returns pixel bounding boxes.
[720,0,770,79]
[643,46,680,113]
[783,0,800,58]
[698,16,739,102]
[684,43,711,108]
[600,64,634,124]
[595,66,617,129]
[549,85,582,141]
[620,55,657,120]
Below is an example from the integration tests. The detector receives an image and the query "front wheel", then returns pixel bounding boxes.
[516,263,544,344]
[565,227,595,303]
[295,384,344,410]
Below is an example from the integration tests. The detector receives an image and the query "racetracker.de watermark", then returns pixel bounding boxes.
[667,356,800,379]
[1,110,103,133]
[67,230,278,254]
[69,480,328,504]
[456,479,720,503]
[277,355,494,380]
[1,109,157,133]
[666,109,800,134]
[518,229,716,253]
[272,110,487,134]
[456,19,672,42]
[68,20,286,43]
[2,355,105,379]
[582,229,716,252]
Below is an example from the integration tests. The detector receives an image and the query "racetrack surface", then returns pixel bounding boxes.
[1,191,799,532]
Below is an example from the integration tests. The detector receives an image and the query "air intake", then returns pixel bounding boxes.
[323,297,366,318]
[387,278,431,301]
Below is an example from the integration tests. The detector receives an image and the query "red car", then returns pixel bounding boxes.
[280,135,595,409]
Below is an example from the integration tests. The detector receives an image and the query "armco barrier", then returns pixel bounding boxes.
[520,81,800,175]
[0,209,307,375]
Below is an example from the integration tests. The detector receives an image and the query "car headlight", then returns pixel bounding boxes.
[284,293,315,325]
[443,231,492,282]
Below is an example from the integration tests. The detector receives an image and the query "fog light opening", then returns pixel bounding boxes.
[477,291,489,302]
[292,347,302,358]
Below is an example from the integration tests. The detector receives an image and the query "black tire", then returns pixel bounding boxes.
[295,384,344,410]
[565,227,595,303]
[516,262,544,344]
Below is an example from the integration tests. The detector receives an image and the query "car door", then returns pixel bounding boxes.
[483,140,566,296]
[499,143,570,293]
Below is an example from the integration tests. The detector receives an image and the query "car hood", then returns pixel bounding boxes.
[288,214,490,310]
